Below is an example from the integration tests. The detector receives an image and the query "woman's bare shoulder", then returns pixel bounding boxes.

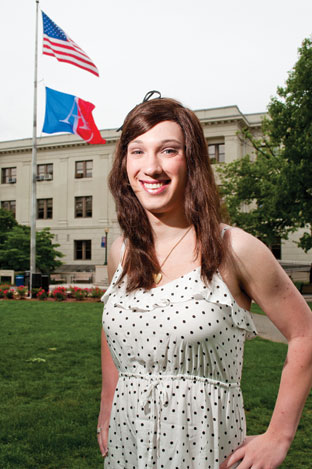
[222,226,286,297]
[222,225,272,260]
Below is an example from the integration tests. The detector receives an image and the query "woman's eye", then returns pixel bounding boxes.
[163,148,178,155]
[130,149,143,155]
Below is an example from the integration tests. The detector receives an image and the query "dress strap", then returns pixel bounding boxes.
[221,225,231,238]
[120,240,127,265]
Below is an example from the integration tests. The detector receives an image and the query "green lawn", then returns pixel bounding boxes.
[0,301,311,468]
[243,339,312,468]
[0,301,103,469]
[251,302,266,315]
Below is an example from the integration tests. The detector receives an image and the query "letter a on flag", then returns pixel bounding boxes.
[43,87,106,144]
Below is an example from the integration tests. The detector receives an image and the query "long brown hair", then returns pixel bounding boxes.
[109,97,224,291]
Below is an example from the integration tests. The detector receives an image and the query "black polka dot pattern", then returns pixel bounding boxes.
[101,265,257,468]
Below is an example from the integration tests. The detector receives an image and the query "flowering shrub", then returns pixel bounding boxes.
[31,288,41,298]
[90,287,105,299]
[68,286,105,300]
[67,286,86,300]
[51,286,67,301]
[0,285,11,298]
[73,287,87,301]
[0,284,106,302]
[4,289,15,299]
[37,288,48,301]
[67,286,75,299]
[16,285,28,299]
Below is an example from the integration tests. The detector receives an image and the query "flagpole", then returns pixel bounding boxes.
[30,0,39,297]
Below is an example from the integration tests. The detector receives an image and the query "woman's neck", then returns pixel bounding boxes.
[146,210,191,242]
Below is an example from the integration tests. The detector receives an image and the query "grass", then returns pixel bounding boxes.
[242,338,312,468]
[0,301,103,469]
[0,301,311,468]
[251,302,266,315]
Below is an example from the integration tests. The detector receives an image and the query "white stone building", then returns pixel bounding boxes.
[0,105,310,282]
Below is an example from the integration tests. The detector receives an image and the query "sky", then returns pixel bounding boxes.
[1,0,312,142]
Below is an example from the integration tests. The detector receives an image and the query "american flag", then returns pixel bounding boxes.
[42,11,99,77]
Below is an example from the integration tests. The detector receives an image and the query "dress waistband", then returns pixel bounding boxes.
[119,371,240,389]
[119,371,240,462]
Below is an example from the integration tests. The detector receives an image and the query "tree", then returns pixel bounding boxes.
[0,210,64,273]
[217,131,295,248]
[218,37,312,252]
[0,208,17,245]
[266,37,312,251]
[36,228,64,273]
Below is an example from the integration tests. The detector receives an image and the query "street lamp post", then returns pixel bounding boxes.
[104,229,109,265]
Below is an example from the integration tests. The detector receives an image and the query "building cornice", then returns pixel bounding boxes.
[0,131,119,155]
[0,105,267,155]
[195,106,266,129]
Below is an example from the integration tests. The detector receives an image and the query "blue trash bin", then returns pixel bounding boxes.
[16,275,24,287]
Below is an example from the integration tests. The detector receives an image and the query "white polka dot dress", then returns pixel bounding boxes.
[101,264,257,469]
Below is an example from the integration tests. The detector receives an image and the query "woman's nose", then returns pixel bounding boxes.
[143,153,162,176]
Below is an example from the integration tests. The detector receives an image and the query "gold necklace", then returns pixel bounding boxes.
[153,226,193,285]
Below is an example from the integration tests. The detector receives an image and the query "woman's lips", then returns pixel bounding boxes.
[140,180,170,194]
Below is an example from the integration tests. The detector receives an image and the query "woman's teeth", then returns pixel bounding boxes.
[144,182,164,189]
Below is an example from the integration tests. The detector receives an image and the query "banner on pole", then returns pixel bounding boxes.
[42,11,99,77]
[42,87,106,145]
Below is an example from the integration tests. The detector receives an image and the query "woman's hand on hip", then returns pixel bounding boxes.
[219,433,290,469]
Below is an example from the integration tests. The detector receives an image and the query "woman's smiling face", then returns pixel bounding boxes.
[126,121,187,217]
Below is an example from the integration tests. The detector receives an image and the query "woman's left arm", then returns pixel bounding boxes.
[220,229,312,469]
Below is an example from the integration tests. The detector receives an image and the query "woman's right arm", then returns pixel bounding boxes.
[97,330,119,457]
[97,236,123,457]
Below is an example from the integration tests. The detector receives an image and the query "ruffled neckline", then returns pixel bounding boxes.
[101,263,257,336]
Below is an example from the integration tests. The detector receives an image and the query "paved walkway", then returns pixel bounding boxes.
[251,313,287,344]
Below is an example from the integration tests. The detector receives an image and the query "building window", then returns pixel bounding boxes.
[271,238,281,260]
[75,160,93,178]
[37,164,53,181]
[2,167,16,184]
[1,200,16,217]
[75,196,92,218]
[37,198,53,219]
[208,144,225,164]
[74,240,91,260]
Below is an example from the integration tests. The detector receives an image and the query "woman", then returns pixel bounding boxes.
[97,94,312,468]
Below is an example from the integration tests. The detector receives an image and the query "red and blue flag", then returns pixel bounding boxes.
[43,87,106,145]
[42,11,99,77]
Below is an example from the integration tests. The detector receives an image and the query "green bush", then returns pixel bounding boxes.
[90,287,105,299]
[4,288,14,299]
[37,288,48,301]
[73,288,87,301]
[51,286,67,301]
[16,285,28,299]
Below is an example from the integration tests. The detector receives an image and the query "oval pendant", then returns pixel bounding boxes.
[153,273,162,285]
